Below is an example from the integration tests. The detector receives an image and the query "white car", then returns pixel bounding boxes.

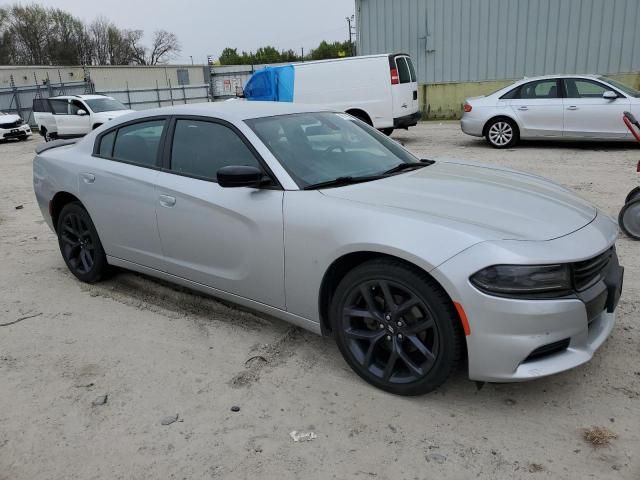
[242,53,421,135]
[33,94,134,141]
[461,74,640,148]
[0,112,32,141]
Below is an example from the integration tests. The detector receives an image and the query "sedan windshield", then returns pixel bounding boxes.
[599,76,640,98]
[85,98,128,113]
[246,112,420,188]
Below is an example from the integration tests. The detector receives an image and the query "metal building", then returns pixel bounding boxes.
[355,0,640,118]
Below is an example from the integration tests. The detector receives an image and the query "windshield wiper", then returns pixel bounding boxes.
[303,175,383,190]
[382,159,435,176]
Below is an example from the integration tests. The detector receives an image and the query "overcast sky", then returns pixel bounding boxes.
[31,0,355,64]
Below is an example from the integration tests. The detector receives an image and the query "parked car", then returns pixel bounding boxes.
[33,102,623,395]
[33,94,133,141]
[461,74,640,148]
[240,53,421,135]
[0,112,32,141]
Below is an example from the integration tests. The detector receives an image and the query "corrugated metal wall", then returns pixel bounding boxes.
[356,0,640,84]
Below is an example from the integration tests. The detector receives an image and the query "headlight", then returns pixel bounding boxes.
[470,264,572,297]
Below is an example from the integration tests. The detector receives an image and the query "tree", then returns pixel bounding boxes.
[219,47,242,65]
[134,30,180,65]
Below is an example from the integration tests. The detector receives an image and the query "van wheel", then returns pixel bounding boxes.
[381,128,394,136]
[42,128,51,142]
[485,117,518,148]
[346,110,373,126]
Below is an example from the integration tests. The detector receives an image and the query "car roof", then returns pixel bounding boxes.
[512,73,602,85]
[122,101,334,122]
[47,94,112,100]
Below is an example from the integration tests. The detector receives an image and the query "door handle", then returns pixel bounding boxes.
[517,106,529,111]
[159,195,176,208]
[566,106,578,110]
[80,173,95,184]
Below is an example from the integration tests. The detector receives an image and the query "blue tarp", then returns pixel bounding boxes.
[244,65,294,102]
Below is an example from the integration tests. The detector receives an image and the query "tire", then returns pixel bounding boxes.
[330,259,463,396]
[485,117,519,149]
[625,186,640,205]
[380,128,394,136]
[56,202,108,283]
[42,128,51,142]
[347,110,373,126]
[619,198,640,240]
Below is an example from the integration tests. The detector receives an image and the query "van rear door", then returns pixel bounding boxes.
[390,54,419,121]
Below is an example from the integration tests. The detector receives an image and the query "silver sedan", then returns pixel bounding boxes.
[461,74,640,148]
[34,102,623,395]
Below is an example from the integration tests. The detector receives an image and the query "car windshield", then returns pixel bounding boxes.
[246,112,420,188]
[599,76,640,98]
[85,98,128,113]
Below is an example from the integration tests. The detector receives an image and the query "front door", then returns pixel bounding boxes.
[562,78,631,139]
[79,119,167,270]
[509,79,564,137]
[154,117,286,309]
[65,99,92,135]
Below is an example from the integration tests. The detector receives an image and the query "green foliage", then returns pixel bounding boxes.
[218,41,354,65]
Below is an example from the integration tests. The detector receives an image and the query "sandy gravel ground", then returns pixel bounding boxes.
[1,124,639,480]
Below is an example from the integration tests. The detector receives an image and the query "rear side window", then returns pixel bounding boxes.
[170,119,261,181]
[49,99,68,115]
[111,120,165,167]
[406,57,417,82]
[98,130,116,157]
[508,80,559,99]
[396,57,411,84]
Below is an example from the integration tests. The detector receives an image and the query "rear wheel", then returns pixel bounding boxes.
[625,187,640,205]
[619,199,640,240]
[485,117,518,148]
[56,202,108,283]
[330,259,463,396]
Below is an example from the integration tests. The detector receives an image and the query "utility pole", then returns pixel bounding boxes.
[189,55,194,65]
[301,47,304,62]
[346,14,356,56]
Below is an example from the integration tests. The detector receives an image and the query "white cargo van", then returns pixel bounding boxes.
[32,94,133,141]
[242,53,421,135]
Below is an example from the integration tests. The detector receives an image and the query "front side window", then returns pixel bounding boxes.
[85,98,128,113]
[170,119,261,180]
[396,57,411,84]
[599,76,639,98]
[564,79,613,98]
[69,100,86,115]
[111,120,165,167]
[246,112,419,188]
[518,80,559,99]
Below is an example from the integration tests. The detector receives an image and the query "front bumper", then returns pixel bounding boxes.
[431,211,621,382]
[0,124,32,139]
[393,111,422,129]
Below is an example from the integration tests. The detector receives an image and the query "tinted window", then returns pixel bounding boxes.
[49,99,68,115]
[170,119,261,180]
[85,98,128,113]
[112,120,165,167]
[518,80,559,99]
[396,57,411,84]
[406,57,417,82]
[69,100,86,115]
[98,130,116,157]
[564,79,611,98]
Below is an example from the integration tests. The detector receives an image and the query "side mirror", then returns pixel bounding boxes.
[77,109,88,116]
[235,86,245,98]
[603,91,617,100]
[217,165,265,188]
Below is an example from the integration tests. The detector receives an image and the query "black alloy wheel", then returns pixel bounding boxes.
[331,259,463,395]
[57,202,108,283]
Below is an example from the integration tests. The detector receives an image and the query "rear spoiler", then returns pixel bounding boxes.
[35,139,78,154]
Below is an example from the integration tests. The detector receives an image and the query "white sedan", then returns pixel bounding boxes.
[461,74,640,148]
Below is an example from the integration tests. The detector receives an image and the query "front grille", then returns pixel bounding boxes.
[572,248,613,291]
[0,120,22,129]
[523,338,571,363]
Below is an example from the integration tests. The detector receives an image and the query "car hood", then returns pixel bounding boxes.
[0,114,23,123]
[321,160,597,241]
[93,110,135,121]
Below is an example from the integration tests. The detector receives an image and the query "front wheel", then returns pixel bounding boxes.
[485,118,518,148]
[330,259,463,395]
[56,202,109,283]
[619,199,640,240]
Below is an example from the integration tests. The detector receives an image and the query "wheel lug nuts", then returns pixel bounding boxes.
[397,321,403,327]
[385,315,391,321]
[379,324,384,329]
[386,335,391,341]
[398,334,403,340]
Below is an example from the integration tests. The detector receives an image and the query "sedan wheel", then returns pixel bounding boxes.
[486,118,518,148]
[331,259,463,395]
[625,187,640,205]
[57,202,108,283]
[619,199,640,240]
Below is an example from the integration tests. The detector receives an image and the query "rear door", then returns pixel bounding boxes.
[390,55,419,119]
[562,78,631,139]
[508,79,564,137]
